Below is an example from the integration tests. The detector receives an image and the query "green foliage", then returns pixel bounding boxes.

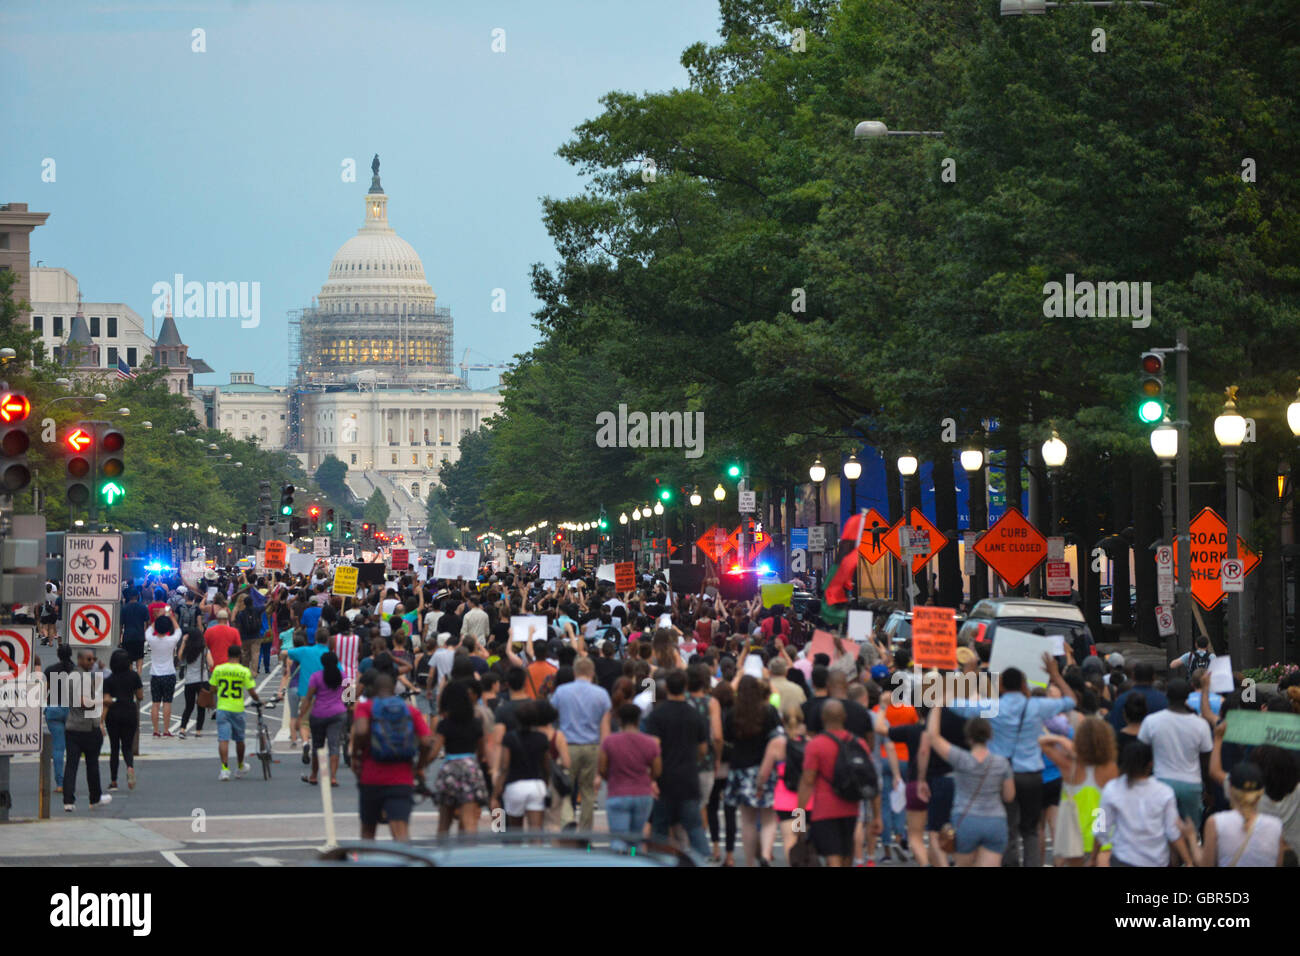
[425,486,460,549]
[363,487,390,527]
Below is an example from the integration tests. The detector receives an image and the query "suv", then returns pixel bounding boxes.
[958,598,1096,664]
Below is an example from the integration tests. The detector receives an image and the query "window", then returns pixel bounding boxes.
[52,346,61,363]
[32,316,42,333]
[89,316,100,337]
[351,453,357,465]
[107,346,118,366]
[127,347,137,366]
[53,316,63,337]
[242,413,248,421]
[411,453,417,465]
[391,453,397,465]
[107,316,117,337]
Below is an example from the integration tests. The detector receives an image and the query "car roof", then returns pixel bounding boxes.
[968,598,1085,622]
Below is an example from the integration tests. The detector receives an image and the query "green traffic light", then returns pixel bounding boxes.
[325,522,335,532]
[100,481,125,505]
[727,464,741,478]
[280,505,292,515]
[1138,399,1164,424]
[659,489,672,501]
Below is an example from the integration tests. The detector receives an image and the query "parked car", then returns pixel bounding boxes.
[958,597,1097,665]
[1099,587,1138,628]
[315,834,701,867]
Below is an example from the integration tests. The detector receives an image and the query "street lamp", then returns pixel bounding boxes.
[619,512,628,525]
[689,487,702,508]
[961,445,987,602]
[809,458,825,527]
[653,500,664,517]
[896,454,919,606]
[960,448,984,474]
[843,454,862,513]
[1041,430,1067,535]
[713,483,725,502]
[854,121,944,139]
[632,507,642,521]
[1152,417,1178,547]
[1288,380,1300,437]
[1215,387,1247,662]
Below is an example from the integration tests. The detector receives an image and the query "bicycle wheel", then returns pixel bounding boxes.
[259,727,272,779]
[261,751,272,779]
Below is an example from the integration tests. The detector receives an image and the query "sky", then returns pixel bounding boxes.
[0,0,723,387]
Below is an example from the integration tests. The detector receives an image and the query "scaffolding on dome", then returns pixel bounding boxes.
[289,303,456,389]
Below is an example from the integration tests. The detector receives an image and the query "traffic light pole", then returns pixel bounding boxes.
[1174,328,1192,660]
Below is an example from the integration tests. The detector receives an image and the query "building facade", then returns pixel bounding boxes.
[212,373,290,447]
[0,202,50,330]
[31,267,166,374]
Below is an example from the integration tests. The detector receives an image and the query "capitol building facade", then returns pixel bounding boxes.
[210,158,502,541]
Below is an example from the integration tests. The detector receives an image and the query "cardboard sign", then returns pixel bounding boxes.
[760,582,794,609]
[263,540,288,570]
[614,561,636,592]
[807,628,843,665]
[332,565,358,597]
[289,550,317,575]
[434,549,480,581]
[390,548,409,571]
[595,563,616,583]
[847,609,874,642]
[1208,655,1235,694]
[539,554,563,580]
[988,625,1051,688]
[911,606,957,670]
[510,615,549,647]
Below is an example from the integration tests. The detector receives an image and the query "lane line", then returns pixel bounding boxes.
[160,850,189,867]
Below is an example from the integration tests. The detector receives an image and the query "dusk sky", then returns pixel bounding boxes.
[1,0,722,387]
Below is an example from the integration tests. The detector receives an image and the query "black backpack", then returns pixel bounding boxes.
[1190,648,1213,672]
[824,731,878,802]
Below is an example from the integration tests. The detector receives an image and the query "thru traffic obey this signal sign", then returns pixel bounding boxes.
[1173,507,1259,611]
[973,507,1048,586]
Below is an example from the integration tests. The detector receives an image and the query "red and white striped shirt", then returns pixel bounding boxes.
[333,633,360,685]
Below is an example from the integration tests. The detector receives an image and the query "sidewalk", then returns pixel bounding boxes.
[0,818,182,858]
[1096,639,1168,674]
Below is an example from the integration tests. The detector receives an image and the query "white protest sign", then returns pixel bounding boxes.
[433,549,480,581]
[510,615,549,647]
[288,550,317,576]
[1208,655,1235,694]
[847,609,874,643]
[595,563,616,583]
[988,626,1051,688]
[539,554,563,580]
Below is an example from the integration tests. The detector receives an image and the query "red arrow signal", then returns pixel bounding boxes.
[0,393,29,423]
[66,428,91,452]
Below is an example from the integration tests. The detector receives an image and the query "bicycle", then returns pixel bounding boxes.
[248,695,280,780]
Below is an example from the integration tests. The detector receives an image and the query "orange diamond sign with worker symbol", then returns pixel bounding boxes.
[1173,507,1260,611]
[856,508,894,565]
[883,508,950,574]
[973,507,1047,587]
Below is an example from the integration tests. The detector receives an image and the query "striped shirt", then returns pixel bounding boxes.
[333,633,360,685]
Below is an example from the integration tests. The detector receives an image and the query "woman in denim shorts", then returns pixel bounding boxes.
[925,710,1015,866]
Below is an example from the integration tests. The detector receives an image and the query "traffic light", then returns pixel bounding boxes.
[65,424,93,506]
[98,426,125,505]
[325,508,335,533]
[1139,351,1165,424]
[258,480,272,520]
[0,392,32,494]
[308,503,321,529]
[726,463,742,479]
[344,520,353,539]
[279,484,295,516]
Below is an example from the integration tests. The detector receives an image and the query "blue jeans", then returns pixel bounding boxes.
[650,796,712,858]
[258,641,272,674]
[46,707,68,783]
[606,794,654,851]
[880,760,909,846]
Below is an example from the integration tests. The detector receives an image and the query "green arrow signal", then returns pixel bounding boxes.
[100,481,125,505]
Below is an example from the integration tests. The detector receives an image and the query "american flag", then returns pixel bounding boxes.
[116,356,136,381]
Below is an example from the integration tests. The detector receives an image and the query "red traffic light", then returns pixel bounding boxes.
[1141,352,1163,374]
[65,428,92,452]
[308,504,321,518]
[101,430,124,452]
[0,393,29,423]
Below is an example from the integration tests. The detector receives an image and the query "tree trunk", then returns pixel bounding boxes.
[933,451,963,608]
[1082,462,1103,636]
[970,463,989,604]
[1132,456,1159,645]
[1111,460,1132,637]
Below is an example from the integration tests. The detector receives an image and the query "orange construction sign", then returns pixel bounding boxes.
[856,508,894,565]
[1174,507,1260,610]
[883,509,950,574]
[973,507,1047,586]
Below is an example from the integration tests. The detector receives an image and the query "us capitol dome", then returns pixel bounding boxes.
[295,155,456,386]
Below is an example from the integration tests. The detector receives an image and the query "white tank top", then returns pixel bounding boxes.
[1213,810,1282,867]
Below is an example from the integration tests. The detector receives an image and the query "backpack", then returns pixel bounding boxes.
[782,736,807,792]
[824,731,878,802]
[1190,648,1213,672]
[176,602,199,634]
[368,695,417,762]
